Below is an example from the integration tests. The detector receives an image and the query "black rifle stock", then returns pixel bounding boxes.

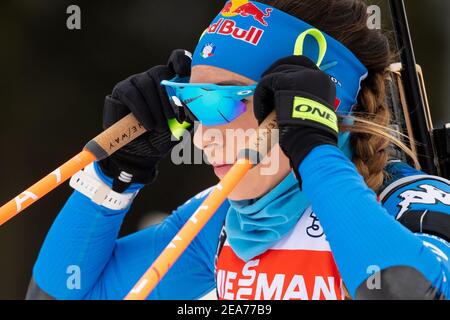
[388,0,439,175]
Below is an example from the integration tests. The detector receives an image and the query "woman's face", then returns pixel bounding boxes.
[191,65,291,200]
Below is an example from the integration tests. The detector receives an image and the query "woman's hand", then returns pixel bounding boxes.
[98,49,192,192]
[253,55,339,183]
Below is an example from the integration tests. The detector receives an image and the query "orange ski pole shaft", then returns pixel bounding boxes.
[0,114,146,226]
[0,151,96,225]
[125,112,278,300]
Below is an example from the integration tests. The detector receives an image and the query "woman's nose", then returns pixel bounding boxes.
[193,123,224,153]
[193,123,205,150]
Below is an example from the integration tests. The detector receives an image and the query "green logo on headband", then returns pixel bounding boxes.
[294,28,328,67]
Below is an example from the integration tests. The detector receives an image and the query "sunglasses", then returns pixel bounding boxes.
[161,77,257,126]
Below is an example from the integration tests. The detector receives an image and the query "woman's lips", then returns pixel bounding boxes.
[213,164,233,178]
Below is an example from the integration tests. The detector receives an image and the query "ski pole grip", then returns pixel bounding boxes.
[84,113,147,160]
[237,111,278,165]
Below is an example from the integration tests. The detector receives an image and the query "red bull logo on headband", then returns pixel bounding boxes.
[202,1,271,46]
[221,0,273,26]
[206,18,264,46]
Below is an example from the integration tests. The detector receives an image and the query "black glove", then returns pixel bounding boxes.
[98,49,192,193]
[253,55,338,184]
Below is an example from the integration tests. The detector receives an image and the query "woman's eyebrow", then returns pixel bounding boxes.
[215,80,248,86]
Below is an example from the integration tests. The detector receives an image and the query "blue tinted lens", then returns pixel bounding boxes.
[183,91,247,126]
[161,79,255,126]
[218,98,247,123]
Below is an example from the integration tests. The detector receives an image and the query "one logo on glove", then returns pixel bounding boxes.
[292,97,338,133]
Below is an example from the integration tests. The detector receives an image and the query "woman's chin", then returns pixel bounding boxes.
[225,166,290,201]
[211,147,292,201]
[227,186,263,201]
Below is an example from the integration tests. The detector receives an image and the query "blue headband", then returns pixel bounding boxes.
[192,0,368,115]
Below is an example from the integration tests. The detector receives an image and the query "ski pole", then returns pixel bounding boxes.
[0,114,146,226]
[125,111,278,300]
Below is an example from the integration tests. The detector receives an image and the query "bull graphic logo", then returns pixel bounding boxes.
[221,0,272,26]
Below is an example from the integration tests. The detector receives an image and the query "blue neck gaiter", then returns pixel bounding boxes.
[226,172,307,262]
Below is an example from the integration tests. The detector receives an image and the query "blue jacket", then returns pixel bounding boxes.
[31,145,450,299]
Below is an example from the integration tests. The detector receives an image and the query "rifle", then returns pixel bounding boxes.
[388,0,449,179]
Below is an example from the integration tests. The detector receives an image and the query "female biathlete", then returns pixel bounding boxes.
[28,0,450,300]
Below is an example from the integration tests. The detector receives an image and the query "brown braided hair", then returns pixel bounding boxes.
[256,0,419,193]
